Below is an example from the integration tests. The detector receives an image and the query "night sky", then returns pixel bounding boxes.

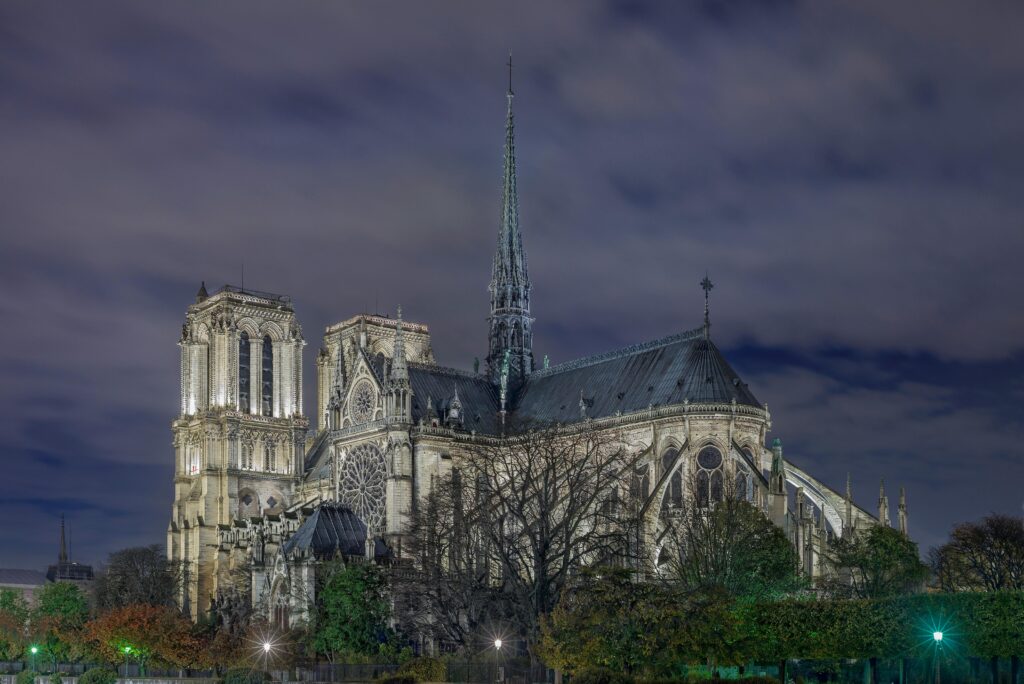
[2,1,1023,570]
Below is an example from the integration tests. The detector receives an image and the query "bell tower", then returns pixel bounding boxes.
[486,55,534,388]
[168,283,308,618]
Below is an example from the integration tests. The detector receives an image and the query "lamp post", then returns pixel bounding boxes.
[29,645,38,672]
[493,639,503,683]
[933,631,943,684]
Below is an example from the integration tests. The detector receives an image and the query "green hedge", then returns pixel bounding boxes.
[221,668,270,684]
[16,670,39,684]
[78,669,117,684]
[745,591,1024,661]
[392,657,446,682]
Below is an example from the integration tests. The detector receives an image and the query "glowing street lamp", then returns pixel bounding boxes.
[29,646,38,671]
[494,639,502,650]
[933,631,943,684]
[263,642,272,654]
[933,632,943,643]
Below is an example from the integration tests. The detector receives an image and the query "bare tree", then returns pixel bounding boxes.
[94,545,183,612]
[400,421,646,653]
[395,473,504,651]
[930,514,1024,592]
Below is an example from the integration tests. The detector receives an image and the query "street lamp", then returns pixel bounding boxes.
[29,646,38,672]
[933,631,943,684]
[263,642,272,654]
[494,639,502,650]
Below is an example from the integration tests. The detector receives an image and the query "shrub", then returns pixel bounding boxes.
[49,674,62,684]
[221,668,271,684]
[394,657,446,682]
[16,670,39,684]
[78,669,117,684]
[377,677,414,684]
[572,668,635,684]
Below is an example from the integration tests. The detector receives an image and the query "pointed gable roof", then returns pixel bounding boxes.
[281,502,389,560]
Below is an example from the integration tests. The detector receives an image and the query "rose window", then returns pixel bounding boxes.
[351,381,376,424]
[338,443,387,530]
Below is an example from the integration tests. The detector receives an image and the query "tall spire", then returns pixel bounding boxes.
[878,479,890,527]
[391,306,408,383]
[59,513,68,564]
[487,53,534,387]
[898,486,908,535]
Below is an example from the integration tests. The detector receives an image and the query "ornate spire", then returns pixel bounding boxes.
[195,281,208,303]
[845,472,854,534]
[391,306,408,384]
[487,53,534,387]
[878,479,890,527]
[898,486,908,535]
[59,513,68,564]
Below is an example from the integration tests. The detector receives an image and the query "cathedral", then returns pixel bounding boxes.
[167,76,905,623]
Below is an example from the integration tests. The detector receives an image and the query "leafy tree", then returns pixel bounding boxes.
[821,524,928,598]
[32,582,90,665]
[93,546,181,611]
[930,514,1024,592]
[311,563,392,660]
[661,475,804,600]
[81,604,202,670]
[0,589,30,661]
[540,568,661,675]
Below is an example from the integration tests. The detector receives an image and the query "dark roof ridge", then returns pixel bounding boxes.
[531,325,705,378]
[408,361,487,381]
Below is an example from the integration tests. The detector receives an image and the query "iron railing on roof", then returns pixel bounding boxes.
[219,284,291,304]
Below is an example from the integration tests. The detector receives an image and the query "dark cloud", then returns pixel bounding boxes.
[1,0,1022,567]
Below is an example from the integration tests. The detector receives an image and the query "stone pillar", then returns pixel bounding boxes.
[250,337,263,416]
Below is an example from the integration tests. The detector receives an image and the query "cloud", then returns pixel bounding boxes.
[0,0,1022,567]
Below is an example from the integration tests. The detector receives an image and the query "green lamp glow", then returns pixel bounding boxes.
[30,646,38,654]
[933,631,943,642]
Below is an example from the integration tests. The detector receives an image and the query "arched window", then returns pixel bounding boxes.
[661,448,682,510]
[736,470,749,501]
[242,442,253,470]
[695,446,724,507]
[188,444,201,476]
[261,335,273,415]
[238,332,250,412]
[264,442,276,472]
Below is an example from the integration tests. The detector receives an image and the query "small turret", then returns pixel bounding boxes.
[387,307,411,422]
[878,479,890,527]
[195,281,209,303]
[898,486,908,535]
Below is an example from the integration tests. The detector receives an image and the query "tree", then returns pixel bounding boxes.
[822,524,928,598]
[93,546,181,611]
[929,514,1024,592]
[411,422,645,652]
[661,476,804,600]
[311,562,392,660]
[81,604,202,671]
[32,582,90,665]
[0,589,29,661]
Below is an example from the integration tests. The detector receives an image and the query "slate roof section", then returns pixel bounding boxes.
[281,503,389,560]
[512,332,760,426]
[409,363,501,434]
[0,568,48,586]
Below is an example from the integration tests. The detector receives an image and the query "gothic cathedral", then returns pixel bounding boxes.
[168,77,905,622]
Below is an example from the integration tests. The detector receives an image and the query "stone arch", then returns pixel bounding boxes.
[235,317,260,337]
[259,320,286,341]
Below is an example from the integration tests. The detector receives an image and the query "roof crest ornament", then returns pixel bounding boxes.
[701,273,714,340]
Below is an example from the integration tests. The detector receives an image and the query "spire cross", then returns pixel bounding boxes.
[700,274,714,337]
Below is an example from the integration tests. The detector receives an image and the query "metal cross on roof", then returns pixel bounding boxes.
[701,274,713,338]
